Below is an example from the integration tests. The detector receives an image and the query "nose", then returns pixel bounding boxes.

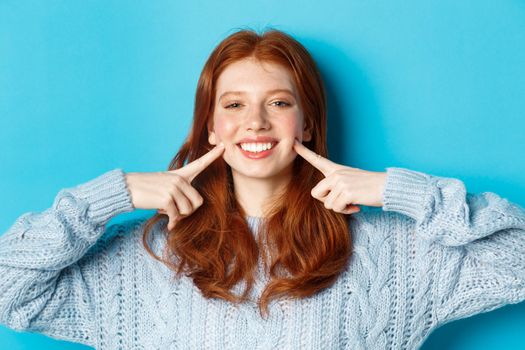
[244,105,270,131]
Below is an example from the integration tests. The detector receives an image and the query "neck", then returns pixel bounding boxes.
[232,169,292,218]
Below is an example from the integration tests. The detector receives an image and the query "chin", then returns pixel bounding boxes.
[231,167,279,179]
[230,162,294,180]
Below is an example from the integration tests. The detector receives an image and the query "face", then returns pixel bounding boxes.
[208,57,312,183]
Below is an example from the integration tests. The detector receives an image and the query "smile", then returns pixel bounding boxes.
[236,142,278,159]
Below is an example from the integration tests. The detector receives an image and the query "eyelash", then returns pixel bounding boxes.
[224,101,291,109]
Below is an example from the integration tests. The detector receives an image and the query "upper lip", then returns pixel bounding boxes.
[236,136,279,144]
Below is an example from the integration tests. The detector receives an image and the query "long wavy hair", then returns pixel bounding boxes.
[141,28,352,319]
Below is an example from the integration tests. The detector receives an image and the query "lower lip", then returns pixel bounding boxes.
[237,143,277,159]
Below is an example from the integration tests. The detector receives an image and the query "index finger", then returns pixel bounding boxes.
[176,143,225,181]
[293,139,336,176]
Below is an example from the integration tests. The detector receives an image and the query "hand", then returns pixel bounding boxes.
[125,143,225,230]
[293,139,387,214]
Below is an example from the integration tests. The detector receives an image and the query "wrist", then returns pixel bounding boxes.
[377,171,388,207]
[123,172,137,208]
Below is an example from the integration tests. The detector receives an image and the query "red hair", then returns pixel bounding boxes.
[142,28,352,319]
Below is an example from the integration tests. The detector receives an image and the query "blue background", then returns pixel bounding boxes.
[1,1,524,349]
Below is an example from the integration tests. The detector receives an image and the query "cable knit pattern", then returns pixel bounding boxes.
[1,167,524,349]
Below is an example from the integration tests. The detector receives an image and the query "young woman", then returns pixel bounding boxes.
[1,28,524,350]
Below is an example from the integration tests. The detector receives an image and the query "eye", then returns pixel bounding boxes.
[225,102,242,109]
[271,100,291,107]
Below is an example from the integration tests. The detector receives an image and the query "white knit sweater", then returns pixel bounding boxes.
[0,167,524,349]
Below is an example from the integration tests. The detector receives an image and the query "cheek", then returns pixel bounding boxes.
[282,116,304,138]
[213,117,236,141]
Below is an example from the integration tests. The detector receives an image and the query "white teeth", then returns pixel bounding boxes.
[239,142,274,153]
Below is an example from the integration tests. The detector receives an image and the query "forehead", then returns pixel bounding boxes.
[215,57,297,95]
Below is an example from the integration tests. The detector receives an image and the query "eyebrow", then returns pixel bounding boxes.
[218,89,295,102]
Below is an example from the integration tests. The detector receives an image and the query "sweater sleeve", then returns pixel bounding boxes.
[0,168,135,346]
[381,167,525,325]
